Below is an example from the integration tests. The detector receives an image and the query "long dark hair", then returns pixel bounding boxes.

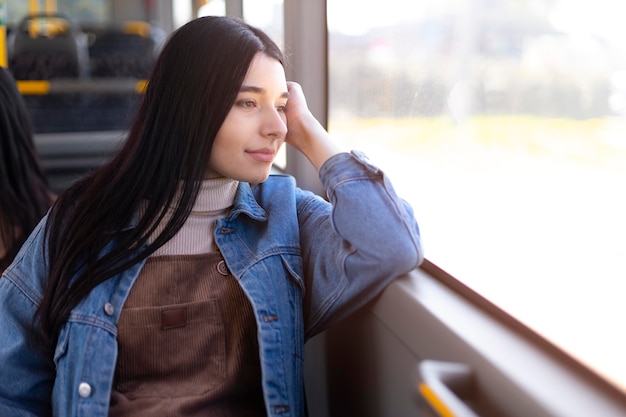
[37,16,285,349]
[0,68,53,271]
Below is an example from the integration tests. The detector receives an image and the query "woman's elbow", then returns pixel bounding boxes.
[396,234,424,274]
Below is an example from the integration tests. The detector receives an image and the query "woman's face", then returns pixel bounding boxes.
[207,52,288,182]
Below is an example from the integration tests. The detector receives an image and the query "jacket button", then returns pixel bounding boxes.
[104,303,115,316]
[217,260,229,276]
[78,382,92,398]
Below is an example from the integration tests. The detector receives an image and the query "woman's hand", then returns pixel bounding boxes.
[285,82,345,170]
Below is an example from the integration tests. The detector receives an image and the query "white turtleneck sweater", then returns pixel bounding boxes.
[146,178,239,256]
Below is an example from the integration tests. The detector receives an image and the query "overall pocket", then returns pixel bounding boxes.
[114,299,225,398]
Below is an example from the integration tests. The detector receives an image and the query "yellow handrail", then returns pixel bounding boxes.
[0,0,6,67]
[29,0,40,14]
[45,0,56,14]
[16,79,148,95]
[29,0,40,37]
[26,0,60,38]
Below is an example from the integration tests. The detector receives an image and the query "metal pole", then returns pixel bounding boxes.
[283,0,327,196]
[224,0,242,18]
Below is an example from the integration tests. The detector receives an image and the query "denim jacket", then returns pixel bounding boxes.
[0,151,423,417]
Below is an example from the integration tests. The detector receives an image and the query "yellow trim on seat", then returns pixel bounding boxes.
[123,21,151,37]
[17,80,51,95]
[135,80,148,93]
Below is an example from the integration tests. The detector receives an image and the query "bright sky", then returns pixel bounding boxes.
[327,0,430,36]
[327,0,626,45]
[550,0,626,43]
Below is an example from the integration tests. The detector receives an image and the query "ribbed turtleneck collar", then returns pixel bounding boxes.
[190,178,239,214]
[146,178,239,256]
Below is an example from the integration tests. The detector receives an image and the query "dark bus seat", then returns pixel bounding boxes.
[8,13,90,81]
[7,19,158,133]
[88,21,158,79]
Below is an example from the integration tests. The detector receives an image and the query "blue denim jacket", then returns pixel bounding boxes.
[0,151,423,417]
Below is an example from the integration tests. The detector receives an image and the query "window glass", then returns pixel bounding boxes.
[56,0,109,22]
[5,1,29,24]
[198,0,226,18]
[328,0,626,392]
[243,0,283,49]
[6,0,109,24]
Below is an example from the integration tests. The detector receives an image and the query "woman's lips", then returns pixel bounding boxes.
[246,149,275,163]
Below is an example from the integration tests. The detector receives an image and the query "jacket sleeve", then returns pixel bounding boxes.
[298,150,423,339]
[0,218,54,416]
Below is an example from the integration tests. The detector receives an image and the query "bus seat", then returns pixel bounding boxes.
[88,21,158,78]
[9,13,90,81]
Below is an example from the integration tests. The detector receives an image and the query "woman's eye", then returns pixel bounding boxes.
[238,99,256,109]
[276,105,286,113]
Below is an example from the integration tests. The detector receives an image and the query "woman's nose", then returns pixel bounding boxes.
[261,108,288,138]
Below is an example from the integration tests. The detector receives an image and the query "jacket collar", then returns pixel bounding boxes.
[123,181,268,231]
[227,182,268,222]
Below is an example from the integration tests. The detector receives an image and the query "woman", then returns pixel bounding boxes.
[0,16,423,417]
[0,67,54,272]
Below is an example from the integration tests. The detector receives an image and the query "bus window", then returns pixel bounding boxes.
[243,0,283,48]
[328,0,626,394]
[197,0,225,18]
[5,1,28,24]
[6,0,110,25]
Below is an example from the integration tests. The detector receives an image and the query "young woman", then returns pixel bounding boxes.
[0,16,423,417]
[0,67,54,272]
